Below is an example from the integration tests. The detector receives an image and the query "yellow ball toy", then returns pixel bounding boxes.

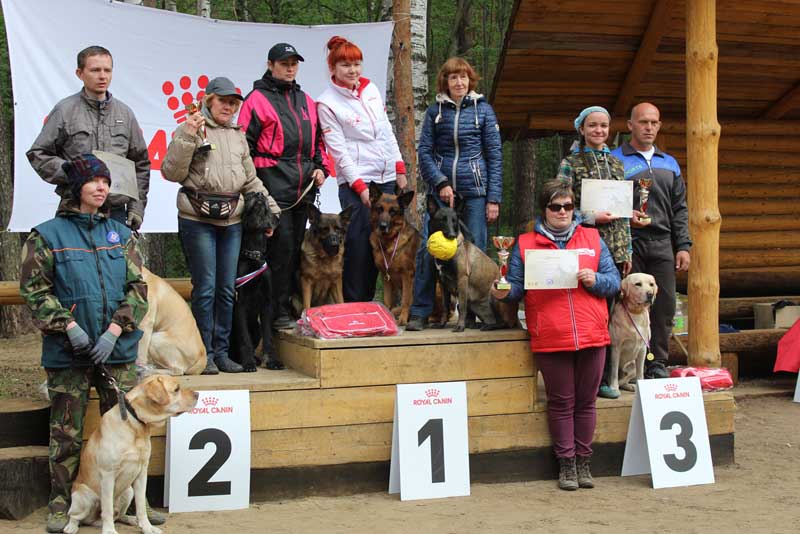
[427,231,458,261]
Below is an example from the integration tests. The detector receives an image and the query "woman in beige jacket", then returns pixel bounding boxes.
[162,77,280,375]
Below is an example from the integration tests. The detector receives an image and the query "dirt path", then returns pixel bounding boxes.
[3,395,799,533]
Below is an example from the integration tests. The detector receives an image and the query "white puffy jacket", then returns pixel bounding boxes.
[317,77,404,191]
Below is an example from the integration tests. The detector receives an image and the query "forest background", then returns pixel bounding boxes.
[0,0,573,336]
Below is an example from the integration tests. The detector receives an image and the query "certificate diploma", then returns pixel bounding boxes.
[524,249,579,290]
[580,178,633,218]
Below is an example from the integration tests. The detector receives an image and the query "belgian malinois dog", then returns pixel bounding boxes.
[427,194,518,332]
[298,203,353,311]
[368,182,420,326]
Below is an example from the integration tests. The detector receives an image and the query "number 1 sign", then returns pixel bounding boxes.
[165,390,251,512]
[622,377,715,489]
[389,382,470,501]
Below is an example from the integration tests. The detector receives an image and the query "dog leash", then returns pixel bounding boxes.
[378,221,405,282]
[95,364,144,424]
[621,301,655,362]
[235,262,269,289]
[281,180,317,212]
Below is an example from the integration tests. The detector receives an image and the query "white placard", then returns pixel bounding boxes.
[524,249,579,289]
[622,377,715,489]
[165,390,251,512]
[794,373,800,403]
[580,178,633,218]
[389,382,470,501]
[92,150,139,201]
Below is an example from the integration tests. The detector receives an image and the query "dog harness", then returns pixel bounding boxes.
[621,301,655,362]
[235,262,269,289]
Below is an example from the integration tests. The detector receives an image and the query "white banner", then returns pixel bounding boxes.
[2,0,393,232]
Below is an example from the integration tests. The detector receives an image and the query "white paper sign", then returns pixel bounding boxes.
[524,249,579,289]
[165,390,251,512]
[580,178,633,218]
[794,373,800,403]
[389,382,470,501]
[622,377,715,489]
[92,150,139,201]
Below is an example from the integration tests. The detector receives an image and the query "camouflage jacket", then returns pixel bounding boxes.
[557,147,632,264]
[20,202,147,368]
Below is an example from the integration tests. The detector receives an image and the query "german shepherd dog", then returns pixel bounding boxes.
[298,203,353,311]
[368,182,420,326]
[427,195,518,332]
[230,191,281,372]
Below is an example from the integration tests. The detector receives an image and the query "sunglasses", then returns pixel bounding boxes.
[546,202,575,212]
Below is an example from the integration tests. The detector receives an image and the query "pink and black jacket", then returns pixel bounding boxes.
[237,72,327,208]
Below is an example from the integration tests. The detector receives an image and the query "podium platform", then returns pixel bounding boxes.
[83,328,735,501]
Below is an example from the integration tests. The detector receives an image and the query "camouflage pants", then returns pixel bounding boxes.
[45,363,138,514]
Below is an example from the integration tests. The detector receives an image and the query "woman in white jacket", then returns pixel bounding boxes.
[317,35,408,302]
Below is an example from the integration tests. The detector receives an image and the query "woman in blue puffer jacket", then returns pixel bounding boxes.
[406,57,503,331]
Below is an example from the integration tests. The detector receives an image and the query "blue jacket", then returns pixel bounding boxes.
[417,92,503,203]
[32,212,144,368]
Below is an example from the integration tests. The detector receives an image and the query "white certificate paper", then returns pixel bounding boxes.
[524,249,579,289]
[580,178,633,218]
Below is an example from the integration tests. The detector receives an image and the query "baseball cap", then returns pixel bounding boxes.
[205,77,243,101]
[268,43,305,62]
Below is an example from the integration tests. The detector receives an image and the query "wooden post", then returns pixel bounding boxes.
[391,0,417,195]
[686,0,721,367]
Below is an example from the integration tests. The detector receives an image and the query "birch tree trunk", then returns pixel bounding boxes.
[197,0,211,18]
[165,0,177,10]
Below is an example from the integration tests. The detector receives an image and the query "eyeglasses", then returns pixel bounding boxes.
[546,202,574,212]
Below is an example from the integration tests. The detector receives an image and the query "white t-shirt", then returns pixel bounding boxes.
[637,147,656,164]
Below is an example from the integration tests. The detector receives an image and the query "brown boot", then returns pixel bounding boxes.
[576,455,594,489]
[558,456,578,491]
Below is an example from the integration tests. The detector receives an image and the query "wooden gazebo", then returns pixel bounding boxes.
[492,0,800,367]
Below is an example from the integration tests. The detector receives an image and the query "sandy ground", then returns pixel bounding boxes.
[2,336,799,533]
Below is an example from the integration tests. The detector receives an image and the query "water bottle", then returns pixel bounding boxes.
[673,293,687,335]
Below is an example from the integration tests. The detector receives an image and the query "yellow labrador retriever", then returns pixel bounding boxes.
[608,273,658,395]
[64,375,198,534]
[137,267,205,375]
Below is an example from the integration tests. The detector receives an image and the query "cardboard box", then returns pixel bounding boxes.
[753,303,800,329]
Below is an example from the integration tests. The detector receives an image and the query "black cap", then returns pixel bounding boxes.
[268,43,305,62]
[205,77,243,101]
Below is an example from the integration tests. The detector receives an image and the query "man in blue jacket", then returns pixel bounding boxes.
[610,103,691,383]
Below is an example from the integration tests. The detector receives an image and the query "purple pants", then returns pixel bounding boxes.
[535,346,606,458]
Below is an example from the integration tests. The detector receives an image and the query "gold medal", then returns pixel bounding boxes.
[385,273,391,282]
[646,352,655,361]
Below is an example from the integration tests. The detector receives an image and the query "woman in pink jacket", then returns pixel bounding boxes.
[317,36,407,303]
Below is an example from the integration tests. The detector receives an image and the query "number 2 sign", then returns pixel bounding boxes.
[622,377,715,489]
[389,382,470,501]
[165,390,251,512]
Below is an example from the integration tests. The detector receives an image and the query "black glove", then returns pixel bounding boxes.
[89,329,119,365]
[66,324,92,358]
[127,212,143,231]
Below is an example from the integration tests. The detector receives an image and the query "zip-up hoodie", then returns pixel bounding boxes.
[417,91,503,203]
[316,77,405,195]
[237,72,327,208]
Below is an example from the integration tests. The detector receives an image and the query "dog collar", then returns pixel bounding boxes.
[235,262,269,288]
[122,395,146,426]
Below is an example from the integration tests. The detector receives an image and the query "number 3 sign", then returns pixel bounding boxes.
[622,377,715,489]
[165,390,251,512]
[389,382,470,501]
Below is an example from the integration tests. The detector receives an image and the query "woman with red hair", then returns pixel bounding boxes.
[317,36,407,303]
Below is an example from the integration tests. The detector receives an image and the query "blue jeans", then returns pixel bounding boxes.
[178,217,242,362]
[409,195,488,319]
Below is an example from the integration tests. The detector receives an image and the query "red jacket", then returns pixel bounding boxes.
[519,226,610,353]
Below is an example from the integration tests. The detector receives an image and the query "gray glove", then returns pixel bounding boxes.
[66,324,92,358]
[89,329,119,365]
[127,212,143,231]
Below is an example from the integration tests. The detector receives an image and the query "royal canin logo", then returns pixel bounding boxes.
[664,383,678,392]
[654,382,689,400]
[413,388,452,406]
[191,394,233,415]
[425,388,440,398]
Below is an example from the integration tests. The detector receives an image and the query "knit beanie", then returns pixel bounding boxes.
[573,106,610,133]
[62,154,111,200]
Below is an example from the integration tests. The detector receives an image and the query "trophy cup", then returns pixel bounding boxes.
[492,236,516,290]
[185,101,213,154]
[637,176,652,225]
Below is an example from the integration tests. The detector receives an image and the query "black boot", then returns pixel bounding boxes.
[558,456,578,491]
[216,356,244,373]
[576,455,594,489]
[405,316,428,331]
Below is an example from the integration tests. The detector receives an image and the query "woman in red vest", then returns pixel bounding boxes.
[492,180,620,491]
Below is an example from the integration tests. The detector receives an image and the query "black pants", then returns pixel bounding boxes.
[267,206,307,318]
[338,182,396,302]
[631,236,676,365]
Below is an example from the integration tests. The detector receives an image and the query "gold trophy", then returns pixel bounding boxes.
[185,101,213,154]
[638,176,652,225]
[492,236,516,290]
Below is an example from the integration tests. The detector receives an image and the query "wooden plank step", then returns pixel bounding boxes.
[0,399,49,448]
